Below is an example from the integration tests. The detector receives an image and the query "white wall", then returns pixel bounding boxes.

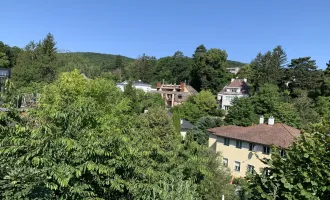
[117,85,125,92]
[220,94,247,109]
[116,84,151,92]
[135,85,151,92]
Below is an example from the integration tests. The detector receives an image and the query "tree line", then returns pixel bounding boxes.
[0,33,245,95]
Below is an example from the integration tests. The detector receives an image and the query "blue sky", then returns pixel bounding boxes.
[1,0,329,68]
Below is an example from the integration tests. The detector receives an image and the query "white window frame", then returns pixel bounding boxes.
[223,158,228,167]
[247,164,254,174]
[234,161,241,172]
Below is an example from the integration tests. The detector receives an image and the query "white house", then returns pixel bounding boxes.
[116,80,152,92]
[226,67,240,75]
[217,78,249,110]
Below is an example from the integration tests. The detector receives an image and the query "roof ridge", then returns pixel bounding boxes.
[279,123,296,138]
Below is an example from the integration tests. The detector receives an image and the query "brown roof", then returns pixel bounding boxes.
[208,123,301,148]
[219,79,249,95]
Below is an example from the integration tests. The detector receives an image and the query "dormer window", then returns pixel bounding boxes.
[231,89,237,92]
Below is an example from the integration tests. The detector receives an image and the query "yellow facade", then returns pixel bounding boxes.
[209,134,270,177]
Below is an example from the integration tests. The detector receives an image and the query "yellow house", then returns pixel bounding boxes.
[208,117,301,177]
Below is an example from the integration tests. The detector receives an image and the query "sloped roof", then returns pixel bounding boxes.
[219,79,249,95]
[185,85,198,95]
[208,123,300,148]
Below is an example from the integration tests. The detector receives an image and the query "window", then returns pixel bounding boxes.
[224,138,230,146]
[224,106,230,110]
[281,149,286,157]
[263,168,271,176]
[234,161,241,172]
[231,89,237,92]
[247,164,254,174]
[249,143,255,151]
[236,140,242,149]
[223,158,228,167]
[263,146,270,155]
[178,94,182,99]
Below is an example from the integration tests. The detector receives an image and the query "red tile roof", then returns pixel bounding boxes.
[208,123,301,148]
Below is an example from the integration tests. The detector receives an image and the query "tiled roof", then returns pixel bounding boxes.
[219,79,249,95]
[208,123,300,148]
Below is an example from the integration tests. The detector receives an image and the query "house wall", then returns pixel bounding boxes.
[116,84,125,92]
[226,67,240,74]
[134,85,151,92]
[220,94,247,109]
[116,84,151,92]
[180,131,186,139]
[208,134,270,177]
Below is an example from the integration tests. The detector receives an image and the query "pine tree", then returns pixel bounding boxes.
[172,111,181,135]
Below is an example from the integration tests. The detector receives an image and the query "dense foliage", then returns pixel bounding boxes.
[171,90,224,124]
[1,32,330,199]
[246,131,330,200]
[0,70,236,199]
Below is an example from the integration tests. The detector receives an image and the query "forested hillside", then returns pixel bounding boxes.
[59,52,135,70]
[59,52,244,74]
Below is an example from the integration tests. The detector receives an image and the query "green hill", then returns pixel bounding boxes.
[69,52,245,68]
[67,52,135,69]
[226,60,246,68]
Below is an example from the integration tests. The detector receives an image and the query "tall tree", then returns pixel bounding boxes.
[286,57,322,98]
[155,51,192,84]
[250,46,287,93]
[172,111,181,135]
[0,52,9,68]
[11,33,58,87]
[225,97,258,126]
[321,60,330,96]
[191,45,231,93]
[128,54,157,83]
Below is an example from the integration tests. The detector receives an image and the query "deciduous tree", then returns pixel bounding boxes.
[247,132,330,200]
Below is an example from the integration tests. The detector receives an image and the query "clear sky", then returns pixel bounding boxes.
[1,0,329,68]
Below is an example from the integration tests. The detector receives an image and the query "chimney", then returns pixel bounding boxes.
[243,78,247,83]
[268,116,274,126]
[144,109,148,113]
[259,115,264,124]
[180,119,183,125]
[231,78,235,82]
[157,82,161,88]
[180,82,185,92]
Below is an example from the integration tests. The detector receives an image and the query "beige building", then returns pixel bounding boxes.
[208,116,301,177]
